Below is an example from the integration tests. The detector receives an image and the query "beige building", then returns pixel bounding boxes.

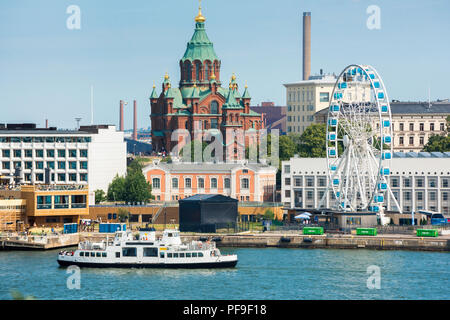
[315,101,450,152]
[284,73,337,135]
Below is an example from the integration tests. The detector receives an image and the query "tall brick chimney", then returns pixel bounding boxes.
[303,12,311,80]
[133,100,138,141]
[119,100,124,131]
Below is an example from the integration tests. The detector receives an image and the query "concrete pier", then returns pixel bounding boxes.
[0,234,79,251]
[79,232,450,252]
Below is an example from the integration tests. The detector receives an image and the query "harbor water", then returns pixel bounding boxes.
[0,248,448,300]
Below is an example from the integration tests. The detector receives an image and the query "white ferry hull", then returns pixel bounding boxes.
[57,258,238,269]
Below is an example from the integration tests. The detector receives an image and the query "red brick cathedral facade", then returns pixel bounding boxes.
[150,6,264,154]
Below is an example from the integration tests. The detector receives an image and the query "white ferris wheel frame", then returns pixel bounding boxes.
[318,64,402,216]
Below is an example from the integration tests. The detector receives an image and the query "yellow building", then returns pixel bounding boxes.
[284,74,337,135]
[0,199,26,231]
[0,185,89,228]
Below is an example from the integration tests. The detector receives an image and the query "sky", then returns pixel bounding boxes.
[0,0,449,130]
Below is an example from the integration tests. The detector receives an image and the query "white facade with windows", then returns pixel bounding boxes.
[0,125,127,200]
[284,74,337,135]
[281,153,450,214]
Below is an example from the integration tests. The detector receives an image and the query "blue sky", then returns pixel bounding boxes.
[0,0,449,129]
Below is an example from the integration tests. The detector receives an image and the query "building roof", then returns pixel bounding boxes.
[390,102,450,114]
[283,74,337,87]
[181,21,219,63]
[314,101,450,117]
[179,194,238,203]
[393,151,450,158]
[143,161,277,173]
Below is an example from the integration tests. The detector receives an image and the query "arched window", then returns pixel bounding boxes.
[241,178,249,190]
[195,61,202,81]
[198,178,205,189]
[185,178,192,188]
[210,101,219,114]
[152,178,160,189]
[224,178,231,189]
[211,178,217,189]
[185,62,192,82]
[204,61,210,80]
[172,178,178,189]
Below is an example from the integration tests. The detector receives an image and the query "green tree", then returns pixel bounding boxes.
[107,175,126,201]
[123,170,153,203]
[117,208,130,222]
[263,209,274,221]
[94,189,106,204]
[297,124,327,157]
[423,135,450,152]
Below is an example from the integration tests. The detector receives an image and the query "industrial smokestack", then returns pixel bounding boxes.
[303,12,311,81]
[133,100,138,141]
[119,100,124,131]
[45,119,48,129]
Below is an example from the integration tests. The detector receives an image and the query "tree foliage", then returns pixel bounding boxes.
[106,159,153,203]
[423,134,450,152]
[94,189,106,204]
[296,124,327,158]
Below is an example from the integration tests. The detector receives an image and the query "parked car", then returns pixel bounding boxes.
[431,214,448,225]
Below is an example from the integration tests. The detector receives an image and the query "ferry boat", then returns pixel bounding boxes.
[57,228,238,269]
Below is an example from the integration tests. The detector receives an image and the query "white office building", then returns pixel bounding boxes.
[0,124,127,200]
[281,152,450,214]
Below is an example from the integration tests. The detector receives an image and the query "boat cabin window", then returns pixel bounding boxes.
[80,252,84,257]
[186,253,191,258]
[167,253,173,258]
[90,252,95,257]
[167,233,172,237]
[122,248,137,257]
[198,252,204,257]
[96,252,101,257]
[173,253,179,258]
[143,247,158,257]
[102,253,107,258]
[115,252,120,258]
[160,252,165,258]
[192,252,197,257]
[180,253,185,258]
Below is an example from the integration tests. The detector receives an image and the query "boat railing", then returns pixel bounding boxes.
[78,241,106,250]
[185,241,216,251]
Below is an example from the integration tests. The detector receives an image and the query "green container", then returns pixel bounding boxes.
[356,228,378,236]
[416,229,439,237]
[303,227,324,235]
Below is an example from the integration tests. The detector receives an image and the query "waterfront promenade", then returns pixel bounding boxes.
[79,231,450,252]
[1,230,448,252]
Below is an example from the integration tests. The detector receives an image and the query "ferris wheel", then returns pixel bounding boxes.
[318,64,402,222]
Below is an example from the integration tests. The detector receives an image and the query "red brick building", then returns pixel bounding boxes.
[150,6,264,154]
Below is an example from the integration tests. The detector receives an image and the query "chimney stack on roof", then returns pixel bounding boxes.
[303,12,311,81]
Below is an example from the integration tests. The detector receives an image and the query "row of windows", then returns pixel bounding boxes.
[1,149,88,158]
[396,122,445,132]
[287,90,314,103]
[80,251,107,258]
[23,173,88,183]
[287,115,315,122]
[0,137,91,143]
[390,177,449,188]
[152,177,243,190]
[166,252,204,258]
[287,105,315,112]
[2,160,88,170]
[37,195,86,209]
